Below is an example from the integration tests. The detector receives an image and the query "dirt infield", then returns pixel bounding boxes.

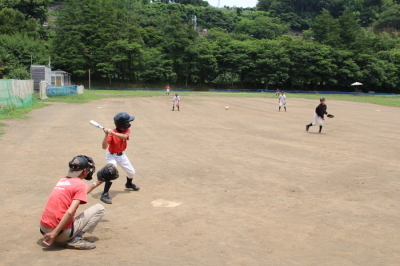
[1,96,399,265]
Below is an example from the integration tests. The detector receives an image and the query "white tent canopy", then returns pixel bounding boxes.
[351,82,363,86]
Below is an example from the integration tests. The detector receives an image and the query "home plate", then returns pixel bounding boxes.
[375,110,381,112]
[97,107,103,109]
[151,199,181,208]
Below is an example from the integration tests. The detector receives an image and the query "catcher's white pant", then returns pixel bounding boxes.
[106,152,135,180]
[312,112,324,126]
[279,101,286,107]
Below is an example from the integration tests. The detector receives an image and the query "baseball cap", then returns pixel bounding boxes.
[320,97,326,101]
[67,156,89,177]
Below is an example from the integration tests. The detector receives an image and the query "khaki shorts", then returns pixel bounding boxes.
[40,204,105,242]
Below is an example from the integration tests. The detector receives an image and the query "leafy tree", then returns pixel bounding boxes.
[0,8,38,38]
[0,0,51,23]
[374,4,400,32]
[313,9,342,46]
[338,9,362,46]
[160,12,197,82]
[256,0,272,11]
[0,33,48,66]
[234,16,288,39]
[140,47,174,81]
[6,65,30,79]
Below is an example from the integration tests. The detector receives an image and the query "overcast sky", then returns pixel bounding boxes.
[206,0,258,8]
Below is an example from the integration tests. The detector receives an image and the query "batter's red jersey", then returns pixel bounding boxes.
[107,128,130,153]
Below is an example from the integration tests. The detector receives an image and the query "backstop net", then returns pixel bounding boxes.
[0,80,34,112]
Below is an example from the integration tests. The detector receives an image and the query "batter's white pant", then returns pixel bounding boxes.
[106,152,135,180]
[279,101,286,107]
[40,204,105,242]
[312,112,324,126]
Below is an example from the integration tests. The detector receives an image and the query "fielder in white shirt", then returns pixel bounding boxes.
[278,91,287,112]
[172,93,180,111]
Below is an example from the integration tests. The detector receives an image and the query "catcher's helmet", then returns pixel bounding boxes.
[68,155,95,180]
[114,112,135,129]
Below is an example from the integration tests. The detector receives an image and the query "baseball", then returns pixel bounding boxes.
[225,106,229,110]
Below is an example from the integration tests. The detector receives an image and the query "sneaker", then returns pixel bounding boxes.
[66,237,96,250]
[100,192,112,204]
[306,125,310,132]
[125,183,140,191]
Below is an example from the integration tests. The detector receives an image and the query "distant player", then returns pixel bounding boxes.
[100,112,140,204]
[278,91,286,112]
[306,97,332,134]
[275,88,280,96]
[172,93,180,111]
[165,84,170,95]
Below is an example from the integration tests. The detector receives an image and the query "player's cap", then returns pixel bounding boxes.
[175,93,178,95]
[114,112,135,124]
[67,155,89,177]
[320,97,326,101]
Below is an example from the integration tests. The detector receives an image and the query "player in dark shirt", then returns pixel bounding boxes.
[306,98,329,134]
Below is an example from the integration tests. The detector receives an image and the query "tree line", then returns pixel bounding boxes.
[0,0,399,92]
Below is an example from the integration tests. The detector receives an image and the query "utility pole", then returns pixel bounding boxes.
[192,10,197,29]
[88,69,91,90]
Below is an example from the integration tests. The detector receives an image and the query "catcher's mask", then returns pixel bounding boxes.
[97,163,119,182]
[67,155,96,181]
[114,112,135,132]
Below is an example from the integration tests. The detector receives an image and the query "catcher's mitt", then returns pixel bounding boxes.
[327,114,334,118]
[97,163,119,182]
[176,103,180,107]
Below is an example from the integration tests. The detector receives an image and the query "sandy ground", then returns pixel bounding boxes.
[0,95,399,265]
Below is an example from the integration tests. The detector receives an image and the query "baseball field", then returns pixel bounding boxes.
[1,93,399,265]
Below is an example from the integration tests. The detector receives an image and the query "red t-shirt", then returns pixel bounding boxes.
[165,86,170,89]
[40,177,87,230]
[108,128,130,153]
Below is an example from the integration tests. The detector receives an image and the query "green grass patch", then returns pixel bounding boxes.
[0,93,49,120]
[0,122,6,136]
[39,89,400,107]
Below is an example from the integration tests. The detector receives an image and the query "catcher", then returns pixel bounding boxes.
[87,163,119,194]
[306,97,334,134]
[40,155,105,250]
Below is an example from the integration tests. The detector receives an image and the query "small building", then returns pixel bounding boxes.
[51,69,72,86]
[30,65,51,91]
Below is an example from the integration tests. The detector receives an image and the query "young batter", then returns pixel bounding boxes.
[278,91,286,112]
[306,98,331,134]
[100,112,139,204]
[172,93,180,111]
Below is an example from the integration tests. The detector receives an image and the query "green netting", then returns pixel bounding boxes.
[0,80,34,112]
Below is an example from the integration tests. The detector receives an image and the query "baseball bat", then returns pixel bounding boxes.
[89,120,104,129]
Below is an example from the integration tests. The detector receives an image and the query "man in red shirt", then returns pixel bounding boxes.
[99,112,139,204]
[40,155,105,250]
